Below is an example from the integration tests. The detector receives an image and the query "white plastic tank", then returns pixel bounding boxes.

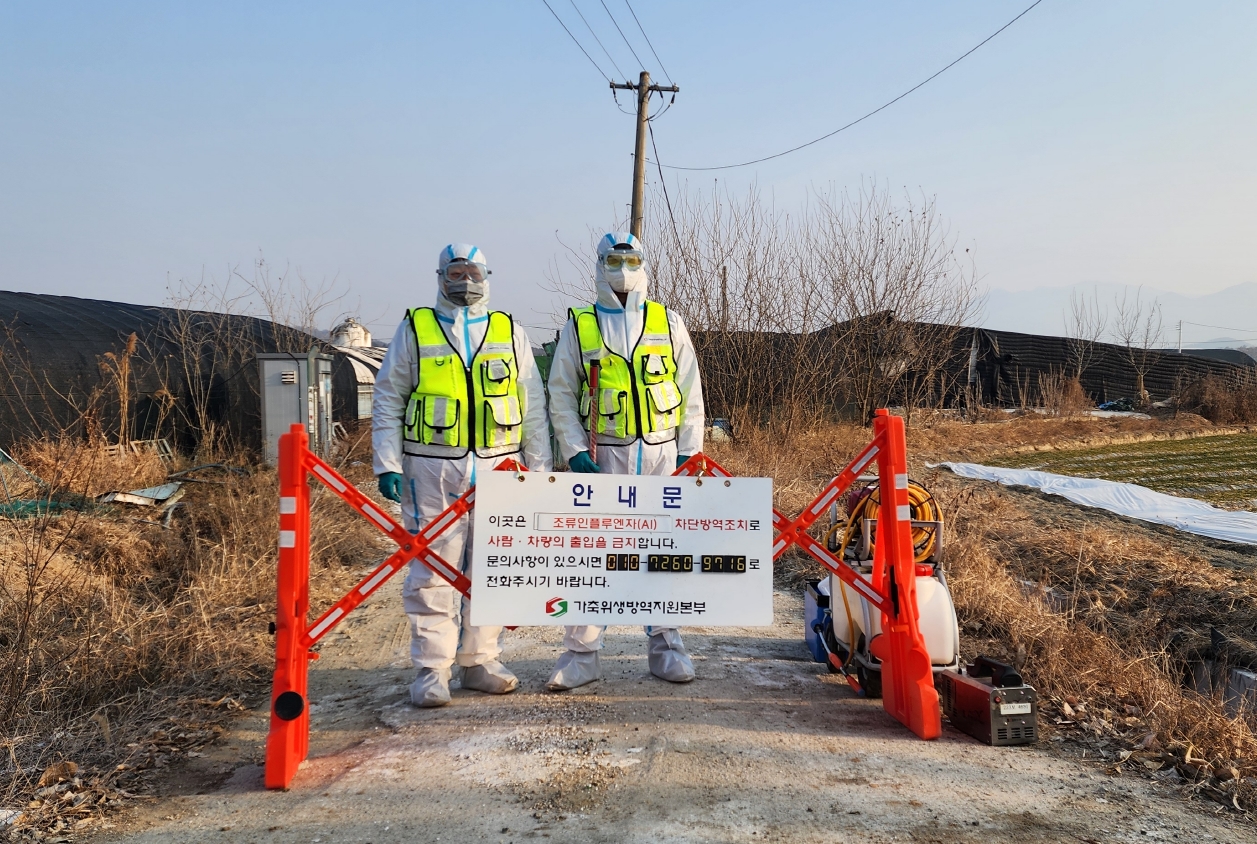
[829,571,958,667]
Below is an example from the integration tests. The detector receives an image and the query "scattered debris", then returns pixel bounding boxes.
[96,482,183,508]
[103,438,174,464]
[37,762,79,788]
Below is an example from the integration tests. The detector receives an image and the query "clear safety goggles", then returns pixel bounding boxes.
[601,250,644,271]
[441,261,488,283]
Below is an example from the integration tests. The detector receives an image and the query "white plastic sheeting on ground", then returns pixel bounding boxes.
[936,462,1257,546]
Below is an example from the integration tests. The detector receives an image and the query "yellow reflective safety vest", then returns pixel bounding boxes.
[570,300,683,445]
[402,307,523,458]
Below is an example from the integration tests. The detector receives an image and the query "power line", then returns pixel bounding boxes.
[1176,320,1257,334]
[568,0,626,81]
[599,0,648,71]
[648,122,684,252]
[540,0,610,82]
[623,0,672,85]
[657,0,1046,171]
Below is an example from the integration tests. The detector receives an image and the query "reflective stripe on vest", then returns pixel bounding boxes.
[403,308,523,458]
[569,300,682,444]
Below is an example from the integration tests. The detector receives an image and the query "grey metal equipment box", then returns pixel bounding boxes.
[940,657,1038,746]
[258,351,334,464]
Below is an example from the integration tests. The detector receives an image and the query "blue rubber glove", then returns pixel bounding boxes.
[676,454,692,470]
[377,472,403,503]
[568,451,601,473]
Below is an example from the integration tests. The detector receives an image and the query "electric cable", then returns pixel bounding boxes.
[540,0,611,82]
[568,0,627,81]
[1179,320,1257,334]
[623,0,672,85]
[648,122,685,253]
[599,0,649,71]
[656,0,1045,171]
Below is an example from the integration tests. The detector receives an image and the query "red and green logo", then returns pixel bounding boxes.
[545,597,568,618]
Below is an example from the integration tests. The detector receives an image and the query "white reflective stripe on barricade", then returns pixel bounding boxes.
[306,607,345,642]
[852,446,878,475]
[358,564,396,596]
[311,463,347,493]
[360,502,394,531]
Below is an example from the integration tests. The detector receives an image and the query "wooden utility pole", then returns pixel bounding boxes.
[611,71,679,238]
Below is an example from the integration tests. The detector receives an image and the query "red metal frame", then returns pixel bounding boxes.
[676,410,941,740]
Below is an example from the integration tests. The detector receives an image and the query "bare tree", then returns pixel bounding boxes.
[638,180,980,429]
[160,254,352,456]
[806,183,981,423]
[1064,287,1107,380]
[1111,287,1164,406]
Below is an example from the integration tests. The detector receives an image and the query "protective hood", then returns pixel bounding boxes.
[594,231,648,311]
[435,242,491,318]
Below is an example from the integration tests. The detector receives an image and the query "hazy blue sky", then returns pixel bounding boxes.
[2,1,1254,338]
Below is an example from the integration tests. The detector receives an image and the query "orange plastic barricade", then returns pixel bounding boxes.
[676,410,941,740]
[265,424,524,789]
[268,409,937,790]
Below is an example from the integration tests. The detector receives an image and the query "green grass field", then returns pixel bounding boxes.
[998,433,1257,510]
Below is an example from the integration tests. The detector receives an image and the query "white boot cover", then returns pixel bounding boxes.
[647,629,695,683]
[410,667,452,707]
[546,650,603,691]
[462,660,519,695]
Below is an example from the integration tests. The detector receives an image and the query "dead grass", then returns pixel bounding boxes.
[711,417,1256,812]
[14,438,169,499]
[1181,375,1257,425]
[936,476,1256,808]
[0,436,382,838]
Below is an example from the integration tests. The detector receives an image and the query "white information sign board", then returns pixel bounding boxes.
[469,471,774,627]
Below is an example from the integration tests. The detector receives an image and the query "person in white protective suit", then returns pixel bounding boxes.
[373,243,553,707]
[545,232,705,690]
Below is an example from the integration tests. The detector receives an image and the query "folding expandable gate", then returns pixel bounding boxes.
[675,410,941,741]
[265,409,937,790]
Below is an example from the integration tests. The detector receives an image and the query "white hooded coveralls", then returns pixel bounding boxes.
[373,284,552,671]
[547,245,705,653]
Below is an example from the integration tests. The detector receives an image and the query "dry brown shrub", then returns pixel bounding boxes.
[714,416,1255,809]
[1036,371,1092,416]
[13,438,168,499]
[936,475,1256,805]
[0,437,381,833]
[1181,375,1257,425]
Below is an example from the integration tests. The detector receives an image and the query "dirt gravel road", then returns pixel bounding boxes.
[89,582,1252,844]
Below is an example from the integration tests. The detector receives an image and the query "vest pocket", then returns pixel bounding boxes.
[422,397,462,447]
[640,353,670,384]
[482,395,523,448]
[597,389,629,436]
[645,382,682,431]
[480,357,512,397]
[404,396,421,442]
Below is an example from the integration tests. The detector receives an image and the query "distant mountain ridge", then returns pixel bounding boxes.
[981,281,1257,349]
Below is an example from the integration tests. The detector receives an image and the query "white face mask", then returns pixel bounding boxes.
[604,268,632,293]
[600,266,647,295]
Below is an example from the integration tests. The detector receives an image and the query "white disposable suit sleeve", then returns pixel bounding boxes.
[372,317,417,477]
[512,326,554,473]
